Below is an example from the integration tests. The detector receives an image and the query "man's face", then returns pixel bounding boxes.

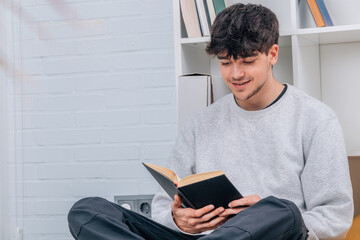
[218,44,278,110]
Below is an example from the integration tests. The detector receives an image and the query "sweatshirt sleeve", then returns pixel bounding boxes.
[301,117,354,239]
[151,120,197,231]
[151,187,180,230]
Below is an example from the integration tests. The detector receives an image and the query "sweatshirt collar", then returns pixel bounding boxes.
[230,84,291,118]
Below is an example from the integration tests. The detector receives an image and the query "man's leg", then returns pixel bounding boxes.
[67,197,200,240]
[200,196,308,240]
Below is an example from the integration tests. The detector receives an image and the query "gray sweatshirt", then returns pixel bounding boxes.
[151,84,353,239]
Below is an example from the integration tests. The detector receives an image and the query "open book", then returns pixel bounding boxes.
[143,163,243,209]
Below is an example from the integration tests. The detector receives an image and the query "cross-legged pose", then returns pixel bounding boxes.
[68,3,353,240]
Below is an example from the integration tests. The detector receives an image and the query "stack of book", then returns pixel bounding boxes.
[306,0,334,27]
[180,0,226,38]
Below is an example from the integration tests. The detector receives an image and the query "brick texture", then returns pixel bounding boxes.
[4,0,176,239]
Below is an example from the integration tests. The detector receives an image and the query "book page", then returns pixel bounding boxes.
[145,163,179,183]
[178,171,224,187]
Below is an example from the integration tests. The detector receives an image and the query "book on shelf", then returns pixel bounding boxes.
[315,0,333,26]
[143,162,243,209]
[195,0,211,36]
[178,73,213,130]
[180,0,202,38]
[212,0,226,15]
[306,0,325,27]
[205,0,216,25]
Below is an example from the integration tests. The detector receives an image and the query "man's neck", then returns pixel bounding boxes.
[235,79,285,111]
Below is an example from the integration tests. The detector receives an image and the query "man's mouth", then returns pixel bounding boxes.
[233,80,251,86]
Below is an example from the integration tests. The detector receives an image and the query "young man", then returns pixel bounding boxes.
[68,3,353,240]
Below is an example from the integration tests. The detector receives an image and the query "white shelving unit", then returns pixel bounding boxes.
[173,0,360,156]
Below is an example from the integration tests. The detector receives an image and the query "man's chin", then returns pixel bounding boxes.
[233,93,250,102]
[233,95,249,106]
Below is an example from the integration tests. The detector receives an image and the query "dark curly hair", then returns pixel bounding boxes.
[206,3,279,59]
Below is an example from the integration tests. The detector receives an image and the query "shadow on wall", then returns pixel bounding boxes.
[0,0,79,78]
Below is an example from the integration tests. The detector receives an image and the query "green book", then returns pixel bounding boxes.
[213,0,226,15]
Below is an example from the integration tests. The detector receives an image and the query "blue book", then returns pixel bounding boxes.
[315,0,334,26]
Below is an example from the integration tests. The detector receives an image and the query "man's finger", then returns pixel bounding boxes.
[229,194,261,208]
[228,198,247,208]
[200,207,224,222]
[219,207,246,217]
[172,194,182,209]
[193,204,215,218]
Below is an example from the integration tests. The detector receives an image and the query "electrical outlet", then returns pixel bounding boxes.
[114,195,154,218]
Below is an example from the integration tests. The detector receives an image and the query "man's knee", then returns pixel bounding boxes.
[68,197,112,237]
[68,197,104,219]
[205,196,308,239]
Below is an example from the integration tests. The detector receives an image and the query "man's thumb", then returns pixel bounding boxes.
[173,194,182,207]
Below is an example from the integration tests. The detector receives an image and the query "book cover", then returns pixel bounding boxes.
[143,163,243,209]
[315,0,334,26]
[143,163,194,208]
[195,0,211,36]
[179,0,202,38]
[306,0,325,27]
[212,0,226,15]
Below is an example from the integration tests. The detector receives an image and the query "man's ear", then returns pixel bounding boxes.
[268,44,279,66]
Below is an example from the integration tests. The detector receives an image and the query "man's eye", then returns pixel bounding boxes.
[244,60,255,64]
[221,62,230,66]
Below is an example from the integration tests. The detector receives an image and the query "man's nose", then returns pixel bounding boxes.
[232,65,245,80]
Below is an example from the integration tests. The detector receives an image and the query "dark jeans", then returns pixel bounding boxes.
[68,196,308,240]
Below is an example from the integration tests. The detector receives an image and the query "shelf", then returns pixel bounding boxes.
[180,25,360,47]
[296,24,360,44]
[180,37,210,45]
[180,35,292,49]
[180,37,209,51]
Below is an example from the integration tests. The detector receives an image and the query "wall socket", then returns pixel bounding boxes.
[114,195,154,218]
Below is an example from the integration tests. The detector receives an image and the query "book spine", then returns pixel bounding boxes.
[212,0,226,15]
[195,0,210,36]
[203,0,212,28]
[142,163,179,202]
[306,0,325,27]
[206,0,216,25]
[179,0,202,38]
[315,0,334,26]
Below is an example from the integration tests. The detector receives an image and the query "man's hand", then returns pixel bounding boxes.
[171,195,228,234]
[219,194,261,217]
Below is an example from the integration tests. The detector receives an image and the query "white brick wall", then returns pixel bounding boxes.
[3,0,176,239]
[0,2,7,239]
